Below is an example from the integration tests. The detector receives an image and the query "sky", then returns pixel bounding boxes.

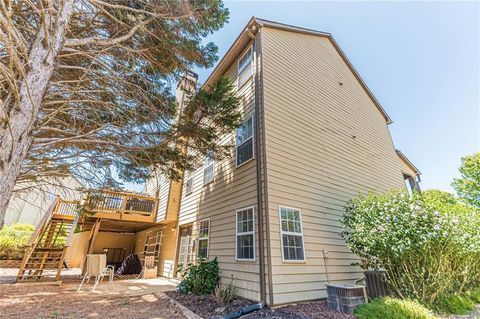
[191,0,480,192]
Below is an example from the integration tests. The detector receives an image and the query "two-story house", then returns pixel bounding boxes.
[137,17,421,306]
[24,16,420,304]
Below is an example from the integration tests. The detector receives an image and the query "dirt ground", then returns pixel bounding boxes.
[0,277,186,319]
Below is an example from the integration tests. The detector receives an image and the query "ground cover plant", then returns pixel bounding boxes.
[341,189,480,310]
[354,297,437,319]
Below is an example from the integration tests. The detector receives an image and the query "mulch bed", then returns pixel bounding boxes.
[166,291,254,318]
[243,300,356,319]
[167,291,356,319]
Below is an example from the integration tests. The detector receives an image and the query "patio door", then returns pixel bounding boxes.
[177,225,194,272]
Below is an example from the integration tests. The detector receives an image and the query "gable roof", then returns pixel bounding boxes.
[396,149,421,176]
[202,17,393,125]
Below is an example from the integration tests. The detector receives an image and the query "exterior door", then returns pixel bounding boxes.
[177,225,194,273]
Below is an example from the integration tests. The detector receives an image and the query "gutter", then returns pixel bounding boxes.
[248,25,267,306]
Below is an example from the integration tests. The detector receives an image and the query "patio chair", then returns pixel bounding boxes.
[77,254,114,292]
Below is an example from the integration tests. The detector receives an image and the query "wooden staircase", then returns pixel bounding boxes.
[17,197,79,282]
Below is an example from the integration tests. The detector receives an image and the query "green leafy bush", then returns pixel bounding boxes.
[177,257,220,295]
[0,223,35,259]
[433,294,475,315]
[341,190,480,308]
[467,288,480,303]
[355,297,437,319]
[214,275,238,305]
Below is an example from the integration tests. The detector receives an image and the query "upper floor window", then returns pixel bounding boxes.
[236,115,254,166]
[236,207,255,261]
[279,207,305,262]
[185,171,193,195]
[198,219,210,258]
[203,153,215,185]
[238,48,253,88]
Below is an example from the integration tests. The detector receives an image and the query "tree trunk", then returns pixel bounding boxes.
[0,0,75,228]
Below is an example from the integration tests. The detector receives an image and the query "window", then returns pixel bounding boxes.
[238,48,253,88]
[403,173,420,195]
[185,171,193,195]
[236,207,255,261]
[279,207,305,262]
[236,116,254,166]
[197,219,210,258]
[203,153,214,185]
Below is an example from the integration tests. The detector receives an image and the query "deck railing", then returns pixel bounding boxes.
[53,199,78,219]
[85,190,159,218]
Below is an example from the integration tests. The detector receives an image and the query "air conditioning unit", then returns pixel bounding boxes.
[327,284,367,314]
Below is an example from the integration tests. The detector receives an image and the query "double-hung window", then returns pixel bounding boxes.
[279,207,305,262]
[203,153,214,185]
[197,219,210,258]
[236,207,255,261]
[238,48,253,88]
[185,171,194,195]
[236,115,254,166]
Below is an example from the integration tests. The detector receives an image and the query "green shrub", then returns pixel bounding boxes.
[467,287,480,303]
[214,275,238,305]
[0,223,35,259]
[433,294,475,315]
[354,297,437,319]
[177,257,220,295]
[341,190,480,308]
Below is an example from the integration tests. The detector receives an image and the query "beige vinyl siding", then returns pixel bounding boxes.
[261,27,406,305]
[155,176,170,222]
[176,41,267,302]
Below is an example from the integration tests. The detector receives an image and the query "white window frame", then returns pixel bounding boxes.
[237,47,253,89]
[279,206,306,263]
[185,170,194,195]
[235,114,255,167]
[197,218,210,258]
[203,153,215,185]
[235,206,256,262]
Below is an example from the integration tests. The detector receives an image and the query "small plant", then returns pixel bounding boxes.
[354,297,437,319]
[177,257,220,295]
[214,275,238,305]
[433,294,475,315]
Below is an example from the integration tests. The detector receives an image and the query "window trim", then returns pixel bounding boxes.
[197,218,210,258]
[278,206,306,263]
[203,154,215,186]
[185,170,194,195]
[237,46,253,89]
[235,206,256,262]
[235,114,255,168]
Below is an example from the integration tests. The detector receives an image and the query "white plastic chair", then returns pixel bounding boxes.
[77,254,114,292]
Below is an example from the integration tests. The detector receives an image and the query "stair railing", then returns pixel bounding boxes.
[17,197,60,280]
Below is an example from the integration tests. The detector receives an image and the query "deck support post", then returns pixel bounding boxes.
[82,219,101,274]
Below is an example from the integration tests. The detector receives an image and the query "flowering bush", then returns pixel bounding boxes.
[341,190,480,307]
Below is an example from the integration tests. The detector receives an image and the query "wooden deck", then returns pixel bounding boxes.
[84,190,159,223]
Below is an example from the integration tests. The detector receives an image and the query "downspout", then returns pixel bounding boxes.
[248,27,266,306]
